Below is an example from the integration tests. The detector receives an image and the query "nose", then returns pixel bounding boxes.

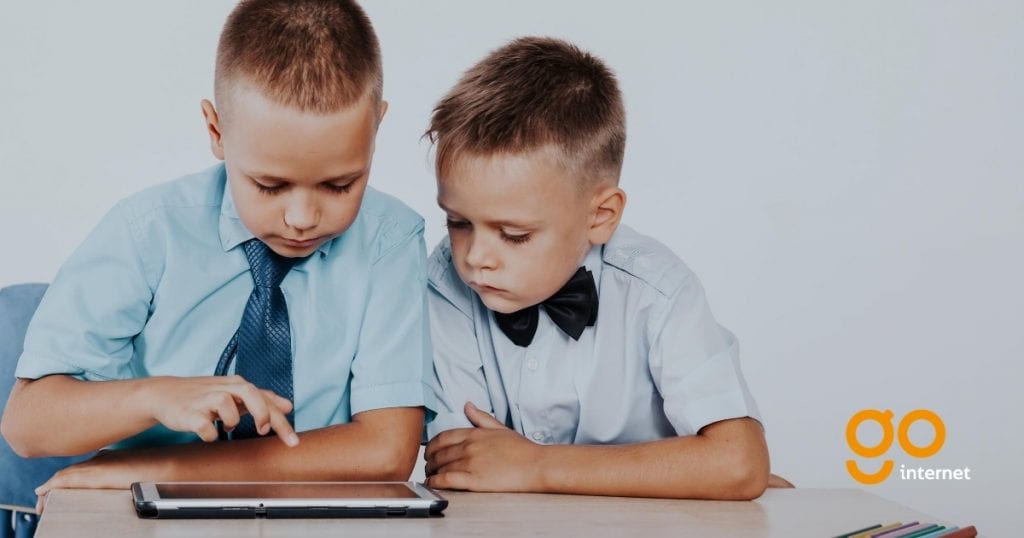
[283,190,319,233]
[463,232,498,271]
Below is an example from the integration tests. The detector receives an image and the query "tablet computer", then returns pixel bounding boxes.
[131,481,448,518]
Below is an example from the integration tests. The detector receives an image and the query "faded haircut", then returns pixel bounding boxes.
[426,37,626,189]
[215,0,382,116]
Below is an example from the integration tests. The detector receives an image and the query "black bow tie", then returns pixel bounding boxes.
[493,267,599,347]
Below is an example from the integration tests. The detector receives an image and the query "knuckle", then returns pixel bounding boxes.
[244,385,264,403]
[216,392,234,407]
[190,417,212,432]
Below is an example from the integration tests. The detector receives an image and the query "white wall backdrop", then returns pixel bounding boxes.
[2,2,1021,535]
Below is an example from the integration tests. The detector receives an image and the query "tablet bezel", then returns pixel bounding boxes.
[131,481,448,518]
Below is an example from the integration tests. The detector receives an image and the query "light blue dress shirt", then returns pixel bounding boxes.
[17,163,434,448]
[426,225,759,443]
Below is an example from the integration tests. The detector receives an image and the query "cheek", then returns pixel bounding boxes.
[529,235,585,284]
[322,193,365,231]
[447,233,471,270]
[234,192,279,233]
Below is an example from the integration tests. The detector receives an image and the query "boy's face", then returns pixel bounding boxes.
[202,85,386,258]
[438,149,624,314]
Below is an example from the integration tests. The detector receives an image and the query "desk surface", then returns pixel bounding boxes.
[37,488,946,538]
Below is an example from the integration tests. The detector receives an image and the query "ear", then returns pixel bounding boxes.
[377,99,389,125]
[586,184,626,245]
[201,99,225,161]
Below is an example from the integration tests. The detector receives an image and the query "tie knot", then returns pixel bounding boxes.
[243,239,296,288]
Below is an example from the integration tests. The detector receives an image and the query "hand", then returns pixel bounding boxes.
[146,375,299,447]
[424,402,545,492]
[34,448,168,514]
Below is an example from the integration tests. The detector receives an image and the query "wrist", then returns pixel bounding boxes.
[130,376,164,428]
[531,443,559,493]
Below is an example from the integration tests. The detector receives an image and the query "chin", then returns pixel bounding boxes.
[477,294,527,314]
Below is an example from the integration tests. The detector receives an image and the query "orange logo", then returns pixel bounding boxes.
[845,409,945,484]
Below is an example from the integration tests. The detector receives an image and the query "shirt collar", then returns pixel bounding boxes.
[217,164,333,257]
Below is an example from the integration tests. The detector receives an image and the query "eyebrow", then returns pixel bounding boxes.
[252,170,365,184]
[438,201,539,229]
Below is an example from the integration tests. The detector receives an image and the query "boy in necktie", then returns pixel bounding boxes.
[2,0,432,505]
[423,37,780,499]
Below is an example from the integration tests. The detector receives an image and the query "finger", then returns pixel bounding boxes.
[266,405,300,447]
[35,494,44,515]
[227,382,273,435]
[434,458,473,477]
[210,391,242,432]
[768,473,795,488]
[424,443,466,476]
[464,402,506,429]
[261,389,294,415]
[425,429,470,460]
[426,471,473,491]
[191,414,220,443]
[34,474,60,497]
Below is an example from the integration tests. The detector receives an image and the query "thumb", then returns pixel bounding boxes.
[464,402,506,429]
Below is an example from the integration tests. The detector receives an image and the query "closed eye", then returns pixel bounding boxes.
[500,231,530,244]
[323,182,354,194]
[252,178,286,195]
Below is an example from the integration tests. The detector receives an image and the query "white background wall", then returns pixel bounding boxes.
[2,1,1021,534]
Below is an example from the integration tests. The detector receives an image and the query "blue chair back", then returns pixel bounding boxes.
[1,284,93,535]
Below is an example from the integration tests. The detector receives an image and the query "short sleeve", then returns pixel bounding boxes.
[349,223,435,416]
[424,270,494,440]
[647,273,760,436]
[17,203,153,381]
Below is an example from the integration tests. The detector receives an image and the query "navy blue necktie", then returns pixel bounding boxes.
[215,239,297,439]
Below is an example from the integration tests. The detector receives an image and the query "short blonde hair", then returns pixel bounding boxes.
[426,37,626,188]
[215,0,381,114]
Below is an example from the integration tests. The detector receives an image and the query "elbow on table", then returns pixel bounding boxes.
[720,451,770,501]
[1,409,44,458]
[378,453,417,481]
[358,445,419,481]
[1,425,74,459]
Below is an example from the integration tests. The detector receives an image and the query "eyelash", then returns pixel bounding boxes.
[253,182,354,195]
[502,232,531,244]
[445,219,531,244]
[254,183,284,195]
[324,183,354,194]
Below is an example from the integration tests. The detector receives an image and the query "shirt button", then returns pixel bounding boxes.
[531,431,544,441]
[526,357,539,370]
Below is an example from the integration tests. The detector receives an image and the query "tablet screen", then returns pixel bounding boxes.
[155,483,419,499]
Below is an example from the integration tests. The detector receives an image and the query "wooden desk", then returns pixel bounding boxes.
[36,488,947,538]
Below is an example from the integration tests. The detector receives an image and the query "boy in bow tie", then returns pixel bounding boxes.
[3,0,432,505]
[423,37,778,499]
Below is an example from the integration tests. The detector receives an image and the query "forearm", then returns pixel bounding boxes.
[165,423,415,481]
[100,407,424,485]
[536,419,769,500]
[1,376,157,457]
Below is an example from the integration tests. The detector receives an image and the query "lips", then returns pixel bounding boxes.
[280,236,323,248]
[469,281,504,293]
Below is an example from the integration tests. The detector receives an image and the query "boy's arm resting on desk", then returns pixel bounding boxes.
[1,374,298,457]
[34,406,424,497]
[425,405,769,500]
